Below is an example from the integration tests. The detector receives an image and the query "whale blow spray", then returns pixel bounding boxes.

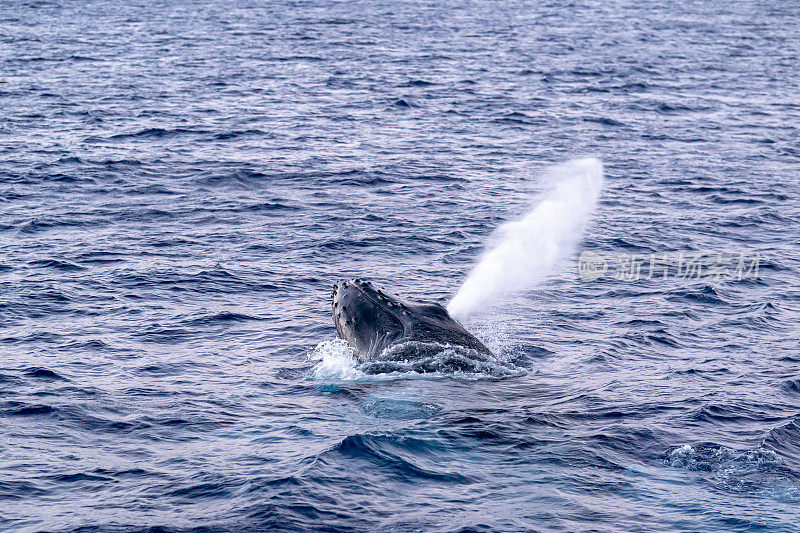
[448,158,604,321]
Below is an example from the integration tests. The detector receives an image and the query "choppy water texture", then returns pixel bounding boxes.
[2,0,800,531]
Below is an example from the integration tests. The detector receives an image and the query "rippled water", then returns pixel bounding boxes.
[2,0,800,531]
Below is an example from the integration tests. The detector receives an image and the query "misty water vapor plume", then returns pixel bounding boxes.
[448,158,604,321]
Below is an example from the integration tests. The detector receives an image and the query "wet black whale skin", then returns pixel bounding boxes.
[331,279,493,362]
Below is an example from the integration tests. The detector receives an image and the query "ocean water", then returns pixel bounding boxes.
[2,0,800,531]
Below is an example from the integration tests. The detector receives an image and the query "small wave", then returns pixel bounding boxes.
[22,367,67,381]
[243,201,300,212]
[182,311,265,326]
[16,217,93,234]
[100,158,143,167]
[28,259,86,272]
[326,174,397,186]
[108,127,211,140]
[0,479,47,500]
[709,194,763,205]
[308,339,525,382]
[320,237,387,250]
[168,481,232,499]
[213,129,266,140]
[0,373,21,385]
[781,379,800,395]
[494,111,538,125]
[764,419,800,463]
[133,362,190,377]
[3,401,56,417]
[48,472,112,483]
[667,285,729,305]
[692,402,783,424]
[331,434,472,483]
[136,326,195,344]
[583,116,626,127]
[194,169,271,189]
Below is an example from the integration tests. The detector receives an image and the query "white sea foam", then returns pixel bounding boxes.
[307,339,525,382]
[307,339,364,381]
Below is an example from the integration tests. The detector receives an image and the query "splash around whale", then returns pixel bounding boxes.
[331,279,496,367]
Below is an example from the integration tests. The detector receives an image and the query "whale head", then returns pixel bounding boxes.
[331,279,406,361]
[331,278,494,363]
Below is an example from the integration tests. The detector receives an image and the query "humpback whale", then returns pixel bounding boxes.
[331,279,493,362]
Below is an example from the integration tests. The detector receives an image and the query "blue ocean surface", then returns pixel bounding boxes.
[2,0,800,531]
